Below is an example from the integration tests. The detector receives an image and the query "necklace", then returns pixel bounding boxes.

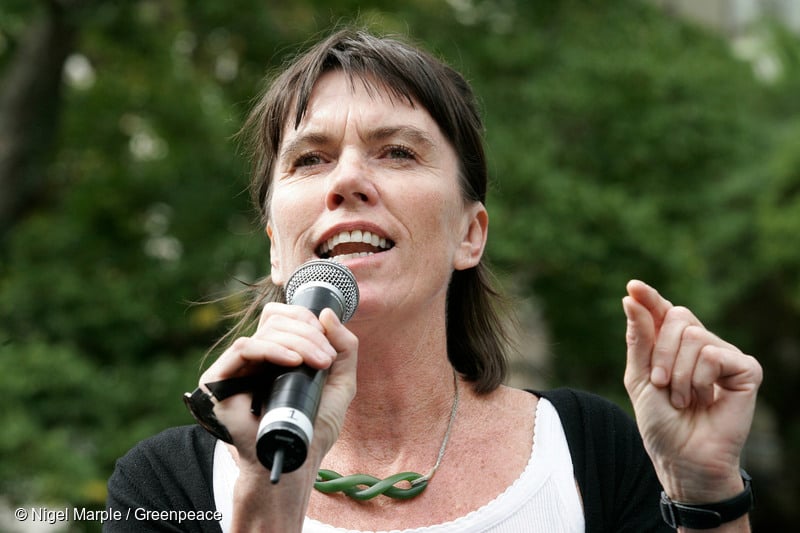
[314,371,460,500]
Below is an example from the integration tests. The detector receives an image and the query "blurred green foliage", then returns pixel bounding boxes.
[1,0,799,530]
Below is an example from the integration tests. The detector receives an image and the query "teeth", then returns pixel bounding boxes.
[322,230,392,254]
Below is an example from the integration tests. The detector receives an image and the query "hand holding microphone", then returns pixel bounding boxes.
[189,259,359,483]
[257,260,359,483]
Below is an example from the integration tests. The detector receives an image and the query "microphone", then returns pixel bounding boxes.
[255,259,359,484]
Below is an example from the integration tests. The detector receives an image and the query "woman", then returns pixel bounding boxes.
[106,28,762,532]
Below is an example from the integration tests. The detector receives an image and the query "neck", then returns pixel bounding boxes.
[327,307,460,472]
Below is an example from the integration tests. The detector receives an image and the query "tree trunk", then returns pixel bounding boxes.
[0,1,78,240]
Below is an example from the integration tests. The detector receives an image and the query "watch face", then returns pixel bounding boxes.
[183,389,234,444]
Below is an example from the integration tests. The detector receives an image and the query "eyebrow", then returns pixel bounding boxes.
[278,125,438,163]
[363,126,437,153]
[279,132,332,163]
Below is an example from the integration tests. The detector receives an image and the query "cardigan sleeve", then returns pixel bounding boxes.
[104,425,222,533]
[536,388,672,533]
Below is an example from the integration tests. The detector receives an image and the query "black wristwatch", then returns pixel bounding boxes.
[660,469,753,529]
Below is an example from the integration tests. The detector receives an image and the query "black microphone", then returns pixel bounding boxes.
[255,259,359,484]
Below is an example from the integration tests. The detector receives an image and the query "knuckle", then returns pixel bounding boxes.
[698,344,721,363]
[694,349,720,383]
[670,369,691,384]
[261,301,318,324]
[625,324,641,347]
[260,301,284,316]
[653,344,672,361]
[258,302,283,325]
[345,332,359,350]
[229,336,251,354]
[666,306,694,322]
[746,354,764,384]
[623,371,636,392]
[258,312,282,329]
[682,325,707,343]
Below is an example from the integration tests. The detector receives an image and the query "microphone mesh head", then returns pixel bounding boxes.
[285,259,360,322]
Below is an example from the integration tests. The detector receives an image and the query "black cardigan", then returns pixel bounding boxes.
[104,388,669,532]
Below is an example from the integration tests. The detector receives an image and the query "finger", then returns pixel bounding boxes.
[678,323,746,408]
[626,280,673,332]
[694,345,763,396]
[318,308,358,363]
[257,301,326,332]
[315,309,359,442]
[669,324,708,409]
[254,313,337,364]
[622,295,656,394]
[201,337,304,383]
[652,306,702,397]
[692,345,722,408]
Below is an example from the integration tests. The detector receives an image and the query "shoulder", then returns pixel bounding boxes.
[107,425,217,511]
[529,387,644,465]
[532,387,637,442]
[115,424,216,470]
[535,387,628,415]
[529,388,670,532]
[105,425,222,531]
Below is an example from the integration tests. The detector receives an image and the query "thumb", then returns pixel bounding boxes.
[318,308,358,373]
[622,296,657,395]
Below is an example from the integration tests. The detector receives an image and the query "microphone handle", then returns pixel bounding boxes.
[256,366,327,480]
[255,269,351,482]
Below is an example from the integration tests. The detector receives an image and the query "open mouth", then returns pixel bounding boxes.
[316,229,395,261]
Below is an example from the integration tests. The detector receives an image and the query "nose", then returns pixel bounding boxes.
[325,152,378,210]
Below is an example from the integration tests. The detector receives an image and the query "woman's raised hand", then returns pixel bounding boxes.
[622,280,762,504]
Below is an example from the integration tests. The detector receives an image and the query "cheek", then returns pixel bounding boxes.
[267,187,311,277]
[404,189,466,254]
[423,186,465,232]
[269,186,311,236]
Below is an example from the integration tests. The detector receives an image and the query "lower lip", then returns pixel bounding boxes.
[326,249,391,267]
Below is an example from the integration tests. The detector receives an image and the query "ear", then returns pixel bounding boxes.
[453,202,488,271]
[266,223,286,285]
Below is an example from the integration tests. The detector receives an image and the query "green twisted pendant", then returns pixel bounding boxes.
[315,469,429,500]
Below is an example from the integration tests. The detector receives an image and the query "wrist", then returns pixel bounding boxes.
[660,469,753,530]
[231,443,324,533]
[231,467,315,533]
[658,461,745,503]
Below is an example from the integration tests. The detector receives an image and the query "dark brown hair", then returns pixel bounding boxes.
[236,27,513,394]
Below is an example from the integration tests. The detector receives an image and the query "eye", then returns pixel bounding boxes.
[294,152,325,167]
[382,145,417,160]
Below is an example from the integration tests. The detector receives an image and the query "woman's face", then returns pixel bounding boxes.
[267,70,487,320]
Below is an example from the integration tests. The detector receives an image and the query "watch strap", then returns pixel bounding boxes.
[660,469,753,529]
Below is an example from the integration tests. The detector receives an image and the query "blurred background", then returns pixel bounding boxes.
[1,0,798,530]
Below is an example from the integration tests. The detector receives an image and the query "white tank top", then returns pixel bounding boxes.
[213,397,584,533]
